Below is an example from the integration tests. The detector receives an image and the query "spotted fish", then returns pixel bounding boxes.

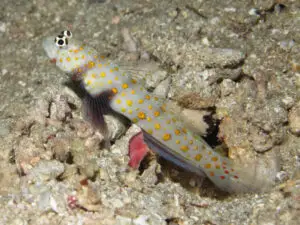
[43,30,274,193]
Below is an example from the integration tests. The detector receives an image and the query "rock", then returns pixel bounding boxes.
[288,102,300,136]
[49,95,72,121]
[27,160,64,183]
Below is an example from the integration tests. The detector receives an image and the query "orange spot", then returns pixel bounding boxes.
[180,145,189,152]
[131,79,137,84]
[166,120,171,124]
[146,117,152,122]
[138,112,146,119]
[86,80,92,85]
[163,133,172,141]
[79,47,84,51]
[109,69,114,73]
[154,97,158,101]
[154,111,160,117]
[116,99,121,104]
[121,108,126,113]
[128,109,133,114]
[145,95,151,100]
[81,55,85,59]
[174,129,181,135]
[66,57,71,62]
[98,64,102,68]
[122,83,128,89]
[209,172,215,177]
[211,156,218,162]
[59,58,63,63]
[121,92,126,97]
[92,74,96,78]
[220,176,225,180]
[175,140,180,144]
[100,55,105,59]
[160,106,166,112]
[138,99,144,104]
[114,67,119,71]
[154,123,161,130]
[132,118,138,123]
[204,164,211,169]
[74,49,79,53]
[224,170,229,174]
[112,88,118,94]
[215,165,221,169]
[148,105,153,110]
[131,90,135,94]
[189,140,194,145]
[194,154,202,161]
[182,128,187,134]
[100,72,106,77]
[126,100,133,107]
[172,118,176,122]
[108,80,112,84]
[193,146,199,150]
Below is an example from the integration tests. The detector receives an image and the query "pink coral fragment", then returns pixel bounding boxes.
[128,132,149,169]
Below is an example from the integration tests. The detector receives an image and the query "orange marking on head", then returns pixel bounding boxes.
[160,106,166,112]
[154,123,161,130]
[100,55,105,59]
[121,92,126,97]
[211,156,218,162]
[174,129,181,135]
[234,175,239,179]
[86,80,92,85]
[88,61,95,69]
[131,90,135,94]
[116,99,122,104]
[189,140,194,145]
[215,164,221,169]
[147,117,152,122]
[148,105,153,110]
[175,140,180,144]
[220,176,225,180]
[122,83,128,89]
[59,58,63,63]
[204,164,211,169]
[154,97,158,101]
[114,67,119,71]
[224,170,229,174]
[66,57,71,62]
[154,111,160,117]
[145,95,151,100]
[138,99,144,104]
[138,112,146,119]
[194,154,202,161]
[163,133,172,141]
[182,128,187,134]
[112,88,118,94]
[128,109,133,114]
[209,172,215,177]
[81,55,85,59]
[180,145,189,152]
[131,79,137,84]
[74,49,79,53]
[121,108,126,113]
[193,145,199,150]
[126,100,133,107]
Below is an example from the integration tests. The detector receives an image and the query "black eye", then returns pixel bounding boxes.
[55,36,67,47]
[61,30,72,39]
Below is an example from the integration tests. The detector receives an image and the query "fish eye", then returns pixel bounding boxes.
[61,30,72,39]
[55,35,68,47]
